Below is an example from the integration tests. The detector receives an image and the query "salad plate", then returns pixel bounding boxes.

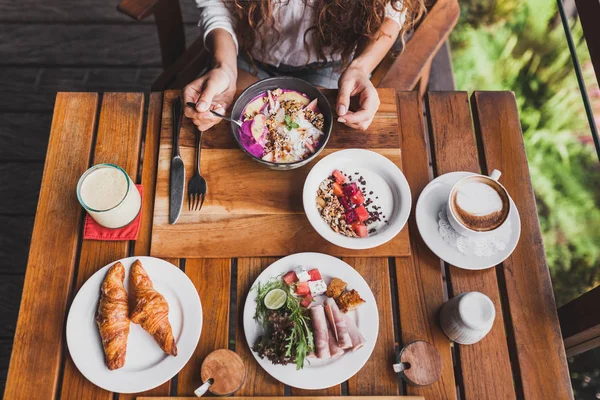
[243,252,378,390]
[66,256,202,393]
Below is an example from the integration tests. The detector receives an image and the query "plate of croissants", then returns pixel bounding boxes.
[66,256,202,393]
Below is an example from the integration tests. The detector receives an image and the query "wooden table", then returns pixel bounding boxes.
[4,90,574,400]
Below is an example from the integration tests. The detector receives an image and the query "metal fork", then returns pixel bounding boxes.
[188,131,207,211]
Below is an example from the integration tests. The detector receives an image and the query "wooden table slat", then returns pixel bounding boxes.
[426,92,516,399]
[133,92,164,257]
[235,258,285,396]
[60,92,145,400]
[3,92,98,400]
[471,91,573,399]
[176,258,232,395]
[120,93,172,400]
[346,258,399,396]
[394,91,457,400]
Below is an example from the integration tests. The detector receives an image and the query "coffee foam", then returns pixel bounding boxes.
[451,177,509,232]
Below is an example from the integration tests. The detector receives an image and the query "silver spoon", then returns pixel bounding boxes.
[185,102,243,128]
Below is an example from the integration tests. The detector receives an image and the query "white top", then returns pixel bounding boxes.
[196,0,406,67]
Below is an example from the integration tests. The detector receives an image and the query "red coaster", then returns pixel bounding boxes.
[83,185,143,241]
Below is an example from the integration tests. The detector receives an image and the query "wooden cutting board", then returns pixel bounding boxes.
[150,89,410,258]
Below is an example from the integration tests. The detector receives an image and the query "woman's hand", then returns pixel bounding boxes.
[336,64,380,131]
[183,65,237,131]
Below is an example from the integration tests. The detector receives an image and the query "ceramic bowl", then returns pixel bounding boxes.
[229,76,333,170]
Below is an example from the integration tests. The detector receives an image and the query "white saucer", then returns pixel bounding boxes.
[416,172,521,270]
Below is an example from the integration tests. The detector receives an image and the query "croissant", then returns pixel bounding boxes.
[96,262,130,370]
[129,259,178,356]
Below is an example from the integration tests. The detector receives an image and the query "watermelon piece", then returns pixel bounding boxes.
[332,182,344,197]
[355,205,369,222]
[332,169,346,184]
[343,182,358,197]
[282,271,299,285]
[352,222,369,237]
[350,191,364,205]
[300,294,314,308]
[308,269,322,281]
[295,282,310,296]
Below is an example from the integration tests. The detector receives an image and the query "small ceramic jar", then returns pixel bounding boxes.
[440,292,495,345]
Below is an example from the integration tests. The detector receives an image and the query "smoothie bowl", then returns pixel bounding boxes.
[230,77,333,170]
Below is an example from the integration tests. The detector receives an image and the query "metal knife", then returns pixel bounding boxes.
[169,96,185,224]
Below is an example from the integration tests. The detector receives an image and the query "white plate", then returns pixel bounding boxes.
[66,256,202,393]
[243,253,378,390]
[416,172,521,270]
[303,149,411,250]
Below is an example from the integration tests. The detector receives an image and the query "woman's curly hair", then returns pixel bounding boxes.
[229,0,426,67]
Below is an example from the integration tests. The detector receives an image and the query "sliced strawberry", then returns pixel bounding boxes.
[300,294,314,308]
[355,205,369,222]
[350,191,364,205]
[332,170,346,184]
[295,282,310,296]
[308,269,322,281]
[332,182,344,197]
[282,271,299,285]
[343,182,358,197]
[352,222,369,237]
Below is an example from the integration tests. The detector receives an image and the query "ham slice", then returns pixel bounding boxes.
[310,305,331,359]
[324,298,353,349]
[327,319,345,357]
[344,314,365,351]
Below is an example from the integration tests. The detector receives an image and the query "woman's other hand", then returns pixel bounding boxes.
[183,65,237,131]
[336,65,380,131]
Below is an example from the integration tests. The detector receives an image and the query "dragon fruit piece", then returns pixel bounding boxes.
[343,182,358,197]
[345,209,358,225]
[339,196,353,211]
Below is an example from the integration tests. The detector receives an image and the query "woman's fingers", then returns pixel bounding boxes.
[336,77,356,117]
[338,85,379,129]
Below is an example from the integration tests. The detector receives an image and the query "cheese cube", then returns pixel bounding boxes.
[294,266,311,282]
[309,279,327,296]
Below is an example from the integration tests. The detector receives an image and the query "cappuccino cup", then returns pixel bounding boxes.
[446,170,510,237]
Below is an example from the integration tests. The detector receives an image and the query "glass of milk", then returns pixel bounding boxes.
[76,164,141,228]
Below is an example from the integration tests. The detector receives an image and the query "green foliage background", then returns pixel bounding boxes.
[450,1,600,397]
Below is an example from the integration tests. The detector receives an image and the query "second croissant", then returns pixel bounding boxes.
[129,259,178,356]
